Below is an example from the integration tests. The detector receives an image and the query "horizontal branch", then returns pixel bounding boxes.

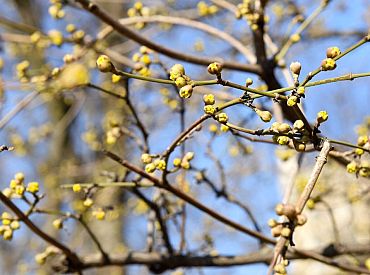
[74,0,262,74]
[71,244,370,274]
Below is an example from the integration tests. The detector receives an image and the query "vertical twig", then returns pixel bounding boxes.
[268,140,331,274]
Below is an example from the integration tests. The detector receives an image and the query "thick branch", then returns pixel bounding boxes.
[73,0,262,74]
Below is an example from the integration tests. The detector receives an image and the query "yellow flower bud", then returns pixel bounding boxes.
[14,172,25,183]
[203,94,215,105]
[145,163,156,173]
[290,34,300,43]
[357,135,368,146]
[169,64,185,80]
[141,153,152,164]
[10,221,20,230]
[359,167,370,178]
[181,160,190,170]
[48,30,63,46]
[287,95,298,106]
[293,120,305,131]
[277,123,291,134]
[245,78,253,86]
[208,5,219,14]
[321,58,336,71]
[216,112,228,123]
[83,198,94,208]
[203,105,215,115]
[317,110,329,123]
[296,214,307,226]
[175,76,187,88]
[281,227,291,238]
[127,7,136,17]
[271,224,283,237]
[26,182,39,193]
[326,46,341,58]
[72,184,82,193]
[15,185,25,196]
[365,258,370,270]
[297,86,305,96]
[52,219,63,230]
[48,5,60,18]
[134,2,143,10]
[184,152,194,160]
[35,253,47,265]
[179,85,193,99]
[111,74,121,83]
[209,123,218,133]
[220,125,229,132]
[96,55,113,73]
[207,62,223,75]
[66,24,76,33]
[173,158,181,167]
[139,54,151,65]
[255,109,272,122]
[154,159,166,171]
[92,209,106,220]
[277,136,290,145]
[289,61,301,75]
[268,219,278,228]
[307,199,315,209]
[72,30,85,42]
[274,263,286,274]
[3,229,13,240]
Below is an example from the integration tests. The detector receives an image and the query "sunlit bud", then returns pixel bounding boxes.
[83,198,94,208]
[169,64,185,80]
[175,76,187,88]
[179,85,193,99]
[204,105,216,115]
[281,227,291,238]
[203,94,215,105]
[207,62,223,75]
[287,95,298,106]
[277,136,290,145]
[297,86,305,96]
[245,78,253,86]
[141,153,152,164]
[277,123,291,134]
[255,109,272,122]
[72,184,82,193]
[317,110,329,123]
[326,46,341,58]
[296,214,307,226]
[145,163,156,173]
[321,58,336,71]
[289,61,301,75]
[35,253,47,265]
[216,112,228,123]
[52,219,63,230]
[293,120,305,131]
[96,55,113,73]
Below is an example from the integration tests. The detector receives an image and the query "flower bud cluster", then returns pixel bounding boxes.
[0,212,21,241]
[2,172,40,199]
[170,64,193,99]
[173,152,195,170]
[141,154,167,173]
[197,1,219,17]
[132,46,154,77]
[127,2,151,29]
